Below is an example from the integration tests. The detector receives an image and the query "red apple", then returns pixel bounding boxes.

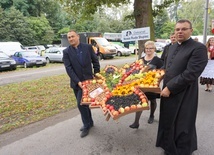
[109,105,114,111]
[106,104,111,109]
[112,110,119,116]
[90,98,95,102]
[130,104,137,110]
[124,106,130,111]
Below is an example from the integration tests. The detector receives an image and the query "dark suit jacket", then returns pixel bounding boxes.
[161,43,172,61]
[63,43,100,89]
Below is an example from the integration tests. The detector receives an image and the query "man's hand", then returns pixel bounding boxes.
[160,86,171,97]
[78,82,83,89]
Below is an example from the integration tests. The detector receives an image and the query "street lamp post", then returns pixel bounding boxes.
[203,0,209,44]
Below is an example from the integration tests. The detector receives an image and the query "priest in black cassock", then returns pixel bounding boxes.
[156,19,208,155]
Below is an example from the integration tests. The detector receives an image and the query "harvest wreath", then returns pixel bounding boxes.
[81,59,165,121]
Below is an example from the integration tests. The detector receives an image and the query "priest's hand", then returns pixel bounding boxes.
[160,87,171,97]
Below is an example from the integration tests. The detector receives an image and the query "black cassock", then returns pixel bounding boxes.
[156,38,208,155]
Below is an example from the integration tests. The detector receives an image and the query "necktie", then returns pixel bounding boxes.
[76,47,83,65]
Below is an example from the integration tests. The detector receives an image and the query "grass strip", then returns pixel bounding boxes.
[0,74,76,134]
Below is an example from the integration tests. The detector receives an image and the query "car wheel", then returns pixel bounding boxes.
[100,54,104,60]
[117,51,122,57]
[24,62,27,68]
[96,55,100,61]
[46,58,50,64]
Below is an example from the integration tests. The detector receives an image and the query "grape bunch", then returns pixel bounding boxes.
[105,67,116,74]
[105,94,141,110]
[131,69,140,74]
[125,68,132,73]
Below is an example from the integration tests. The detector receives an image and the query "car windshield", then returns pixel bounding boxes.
[38,46,46,50]
[21,52,39,57]
[0,52,9,58]
[58,47,66,51]
[95,38,110,46]
[115,45,122,48]
[155,42,166,47]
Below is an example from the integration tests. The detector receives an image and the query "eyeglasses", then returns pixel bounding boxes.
[145,48,155,50]
[175,28,192,32]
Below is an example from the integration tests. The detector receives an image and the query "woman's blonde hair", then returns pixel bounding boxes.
[144,40,156,49]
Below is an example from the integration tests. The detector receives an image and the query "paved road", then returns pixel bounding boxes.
[0,56,213,155]
[0,86,213,155]
[0,57,137,86]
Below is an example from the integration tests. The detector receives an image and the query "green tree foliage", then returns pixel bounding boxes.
[153,0,180,17]
[3,0,200,47]
[0,0,70,44]
[0,7,33,45]
[60,0,129,19]
[0,6,54,45]
[160,22,176,39]
[154,9,170,39]
[13,0,30,16]
[27,15,55,45]
[0,0,13,10]
[41,0,70,42]
[177,0,204,35]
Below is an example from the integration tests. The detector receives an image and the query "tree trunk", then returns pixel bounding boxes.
[134,0,155,59]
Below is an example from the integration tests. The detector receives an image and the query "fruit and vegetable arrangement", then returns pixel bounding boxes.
[81,59,165,121]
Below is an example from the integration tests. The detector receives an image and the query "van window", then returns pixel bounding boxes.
[91,40,97,46]
[94,38,110,46]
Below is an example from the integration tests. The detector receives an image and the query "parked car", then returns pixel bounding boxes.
[0,42,25,56]
[25,45,46,56]
[113,44,131,56]
[154,42,167,52]
[12,51,47,68]
[44,47,66,63]
[0,51,17,71]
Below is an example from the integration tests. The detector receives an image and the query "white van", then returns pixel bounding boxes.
[0,42,25,56]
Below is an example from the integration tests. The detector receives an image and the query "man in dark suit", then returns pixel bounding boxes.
[63,30,100,138]
[161,32,177,62]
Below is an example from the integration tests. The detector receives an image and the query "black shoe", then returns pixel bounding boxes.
[80,126,84,131]
[129,123,139,129]
[80,123,94,131]
[148,116,154,124]
[80,129,89,138]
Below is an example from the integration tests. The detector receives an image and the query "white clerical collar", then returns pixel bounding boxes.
[178,37,191,44]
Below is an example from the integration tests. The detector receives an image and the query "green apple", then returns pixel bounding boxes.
[142,102,148,107]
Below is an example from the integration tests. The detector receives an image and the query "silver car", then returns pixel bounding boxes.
[113,44,131,56]
[25,45,46,56]
[44,47,66,63]
[154,42,166,52]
